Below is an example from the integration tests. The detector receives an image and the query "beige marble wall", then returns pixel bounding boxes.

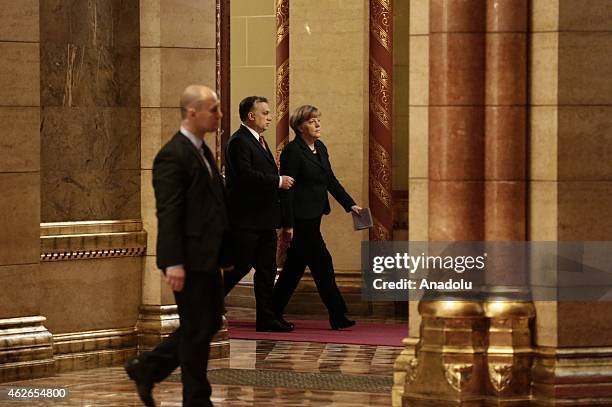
[230,0,276,135]
[0,0,41,319]
[289,0,368,273]
[39,0,141,222]
[40,258,141,333]
[530,0,612,348]
[140,0,218,307]
[555,0,612,347]
[407,0,430,334]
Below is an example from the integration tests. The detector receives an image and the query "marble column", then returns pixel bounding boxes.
[138,0,228,357]
[0,0,53,382]
[483,1,534,401]
[403,0,487,404]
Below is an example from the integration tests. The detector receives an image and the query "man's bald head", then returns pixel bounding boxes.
[180,85,216,119]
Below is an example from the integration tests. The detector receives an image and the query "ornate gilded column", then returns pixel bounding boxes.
[403,1,487,404]
[483,0,533,402]
[369,0,394,241]
[275,0,290,158]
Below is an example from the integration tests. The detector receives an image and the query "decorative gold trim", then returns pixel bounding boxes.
[370,0,392,52]
[40,220,146,262]
[276,59,289,123]
[369,58,392,129]
[488,363,512,393]
[372,218,391,240]
[406,358,419,383]
[276,0,289,45]
[369,139,392,209]
[444,363,474,392]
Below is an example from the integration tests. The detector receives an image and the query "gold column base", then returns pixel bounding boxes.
[0,316,54,383]
[399,299,537,406]
[53,327,137,373]
[484,300,534,406]
[136,305,229,359]
[393,337,419,407]
[532,346,612,406]
[402,300,488,406]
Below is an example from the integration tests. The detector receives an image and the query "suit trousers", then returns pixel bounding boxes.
[273,217,348,318]
[223,229,277,323]
[137,271,223,407]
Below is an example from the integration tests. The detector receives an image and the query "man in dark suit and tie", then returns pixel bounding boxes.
[224,96,294,332]
[124,85,231,407]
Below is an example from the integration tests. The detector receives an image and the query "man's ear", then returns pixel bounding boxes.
[248,111,255,121]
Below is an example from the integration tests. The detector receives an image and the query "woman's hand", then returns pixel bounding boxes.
[351,205,363,215]
[282,227,294,242]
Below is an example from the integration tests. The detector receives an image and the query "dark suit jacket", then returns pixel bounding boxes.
[153,132,231,274]
[280,136,355,228]
[225,125,282,230]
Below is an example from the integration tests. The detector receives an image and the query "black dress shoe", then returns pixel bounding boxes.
[256,319,294,332]
[329,315,356,330]
[276,315,295,330]
[124,358,156,407]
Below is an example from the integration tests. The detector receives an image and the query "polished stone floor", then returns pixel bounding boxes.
[2,310,405,406]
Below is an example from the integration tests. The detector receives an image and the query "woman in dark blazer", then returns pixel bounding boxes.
[272,105,362,329]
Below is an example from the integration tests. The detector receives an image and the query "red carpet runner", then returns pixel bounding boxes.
[228,320,407,347]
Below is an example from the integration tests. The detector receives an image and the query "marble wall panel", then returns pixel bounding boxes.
[531,0,559,32]
[0,42,40,106]
[558,32,612,105]
[246,17,275,66]
[0,0,39,42]
[529,181,558,241]
[0,264,39,319]
[559,0,612,31]
[159,48,216,108]
[409,107,428,179]
[41,107,140,171]
[0,108,40,173]
[39,257,141,334]
[232,0,275,16]
[558,106,612,181]
[140,169,156,255]
[529,106,558,181]
[139,0,160,47]
[558,181,612,240]
[530,33,558,106]
[159,0,215,48]
[39,0,139,47]
[0,173,40,265]
[40,0,140,222]
[408,180,428,241]
[231,17,247,67]
[558,302,612,347]
[40,44,139,108]
[410,0,429,35]
[42,169,140,221]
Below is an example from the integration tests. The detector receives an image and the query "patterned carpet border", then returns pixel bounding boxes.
[169,368,392,394]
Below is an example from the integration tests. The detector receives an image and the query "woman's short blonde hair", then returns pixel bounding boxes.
[289,105,321,137]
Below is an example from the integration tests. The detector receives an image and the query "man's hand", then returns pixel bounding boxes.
[165,265,185,292]
[282,227,294,243]
[280,175,295,190]
[351,205,363,215]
